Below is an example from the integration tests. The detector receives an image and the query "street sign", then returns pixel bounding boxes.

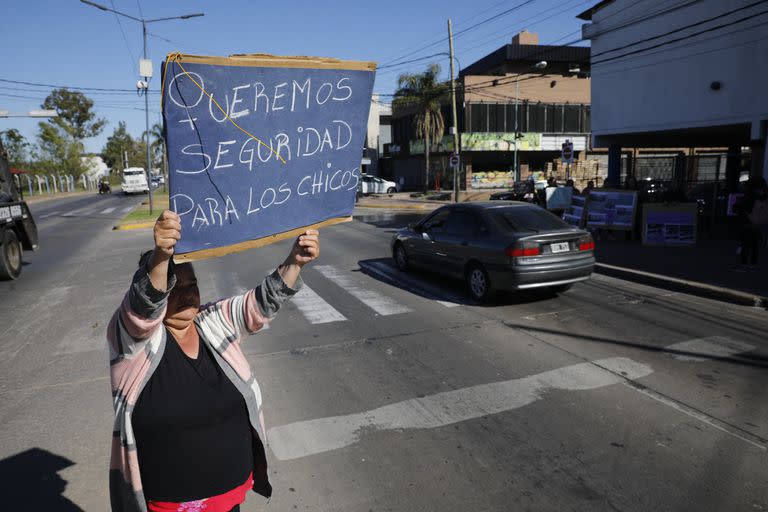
[449,153,460,169]
[561,140,574,164]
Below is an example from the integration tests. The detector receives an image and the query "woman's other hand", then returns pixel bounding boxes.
[153,210,182,259]
[287,229,320,268]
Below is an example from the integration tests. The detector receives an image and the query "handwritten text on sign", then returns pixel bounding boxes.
[163,58,375,256]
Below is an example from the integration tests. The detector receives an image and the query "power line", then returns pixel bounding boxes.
[379,0,542,67]
[592,4,768,65]
[0,77,157,94]
[591,0,767,58]
[109,0,138,76]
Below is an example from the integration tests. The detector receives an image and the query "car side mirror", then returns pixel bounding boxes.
[412,224,422,233]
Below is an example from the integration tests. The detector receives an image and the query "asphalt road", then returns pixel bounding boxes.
[1,199,767,511]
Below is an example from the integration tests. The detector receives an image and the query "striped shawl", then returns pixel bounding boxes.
[106,260,301,511]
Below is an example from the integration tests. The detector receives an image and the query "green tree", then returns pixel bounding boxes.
[102,121,134,173]
[34,122,84,175]
[43,88,106,141]
[0,129,30,167]
[393,64,448,193]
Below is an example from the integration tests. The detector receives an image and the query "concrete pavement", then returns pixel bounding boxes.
[1,205,767,511]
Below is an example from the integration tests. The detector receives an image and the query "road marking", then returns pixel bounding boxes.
[359,260,466,307]
[666,336,755,362]
[100,207,116,214]
[267,357,653,460]
[121,206,134,213]
[39,211,61,219]
[292,285,347,324]
[314,265,411,316]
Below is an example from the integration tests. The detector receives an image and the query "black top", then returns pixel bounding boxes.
[133,329,253,502]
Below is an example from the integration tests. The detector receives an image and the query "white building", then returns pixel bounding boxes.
[578,0,768,184]
[363,94,392,176]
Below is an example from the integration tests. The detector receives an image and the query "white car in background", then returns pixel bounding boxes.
[359,174,398,195]
[121,167,149,194]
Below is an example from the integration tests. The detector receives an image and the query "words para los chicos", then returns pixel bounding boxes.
[166,72,362,229]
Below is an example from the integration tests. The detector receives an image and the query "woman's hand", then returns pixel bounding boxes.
[153,210,182,259]
[286,229,320,268]
[149,210,181,292]
[279,230,320,289]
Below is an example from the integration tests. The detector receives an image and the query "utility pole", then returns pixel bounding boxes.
[448,19,460,203]
[80,0,203,214]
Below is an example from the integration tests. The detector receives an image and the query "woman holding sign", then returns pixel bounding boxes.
[107,210,319,512]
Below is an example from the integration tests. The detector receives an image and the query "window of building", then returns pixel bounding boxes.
[470,103,487,132]
[528,102,546,132]
[564,104,580,132]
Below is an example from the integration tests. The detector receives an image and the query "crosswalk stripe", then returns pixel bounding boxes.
[314,265,411,316]
[120,206,134,213]
[100,207,116,214]
[436,300,460,308]
[292,285,347,324]
[39,211,61,219]
[268,357,653,460]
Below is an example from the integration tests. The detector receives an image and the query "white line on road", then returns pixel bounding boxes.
[359,260,465,307]
[666,336,755,362]
[314,265,411,316]
[292,285,347,324]
[120,206,134,213]
[39,211,61,219]
[100,207,116,214]
[267,357,653,460]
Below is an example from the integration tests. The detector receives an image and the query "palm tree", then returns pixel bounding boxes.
[143,122,165,170]
[394,64,449,193]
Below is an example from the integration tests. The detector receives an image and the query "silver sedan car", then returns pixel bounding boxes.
[391,202,594,301]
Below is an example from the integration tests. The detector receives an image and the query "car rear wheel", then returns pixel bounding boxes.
[0,229,23,280]
[387,187,396,194]
[466,263,492,302]
[394,243,410,271]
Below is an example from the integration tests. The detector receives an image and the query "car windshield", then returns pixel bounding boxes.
[491,206,570,232]
[124,171,143,176]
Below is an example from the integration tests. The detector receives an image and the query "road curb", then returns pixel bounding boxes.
[594,262,768,308]
[356,202,437,210]
[113,221,154,231]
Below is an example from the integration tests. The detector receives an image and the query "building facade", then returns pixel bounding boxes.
[390,32,592,191]
[578,0,768,187]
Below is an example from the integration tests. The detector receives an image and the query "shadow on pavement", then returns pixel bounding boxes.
[358,257,559,307]
[0,448,84,510]
[507,322,768,369]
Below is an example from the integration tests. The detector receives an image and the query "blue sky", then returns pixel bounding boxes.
[0,0,591,154]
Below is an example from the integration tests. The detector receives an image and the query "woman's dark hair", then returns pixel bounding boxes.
[138,250,194,275]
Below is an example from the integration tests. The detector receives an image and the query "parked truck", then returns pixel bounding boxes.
[0,138,38,280]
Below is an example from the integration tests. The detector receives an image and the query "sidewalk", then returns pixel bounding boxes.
[594,237,768,307]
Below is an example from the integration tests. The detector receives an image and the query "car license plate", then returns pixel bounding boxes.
[550,242,570,253]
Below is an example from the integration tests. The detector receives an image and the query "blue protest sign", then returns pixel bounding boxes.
[162,53,376,261]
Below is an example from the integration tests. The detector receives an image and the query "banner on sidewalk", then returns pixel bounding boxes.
[642,203,697,246]
[162,53,376,262]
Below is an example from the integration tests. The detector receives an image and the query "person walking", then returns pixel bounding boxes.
[107,210,319,512]
[734,177,768,271]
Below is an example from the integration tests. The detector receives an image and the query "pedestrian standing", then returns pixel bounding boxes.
[107,210,320,512]
[734,177,768,271]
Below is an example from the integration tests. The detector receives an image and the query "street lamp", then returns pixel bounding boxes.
[0,110,57,118]
[514,60,547,181]
[80,0,204,215]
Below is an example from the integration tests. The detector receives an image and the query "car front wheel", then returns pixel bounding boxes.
[466,263,492,302]
[387,187,396,194]
[394,243,410,271]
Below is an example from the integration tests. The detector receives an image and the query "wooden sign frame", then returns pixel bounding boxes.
[163,53,376,263]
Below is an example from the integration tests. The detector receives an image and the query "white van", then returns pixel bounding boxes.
[122,167,149,194]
